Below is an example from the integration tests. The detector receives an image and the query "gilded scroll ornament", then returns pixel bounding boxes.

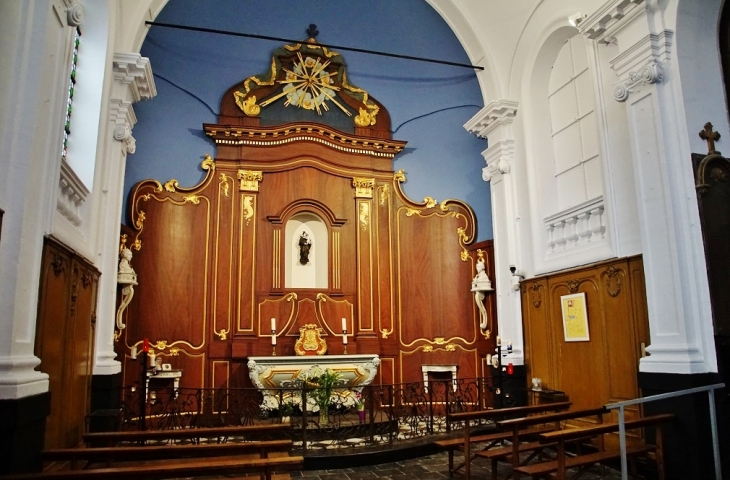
[605,266,622,297]
[219,173,231,198]
[164,179,179,192]
[423,345,434,353]
[380,328,392,339]
[243,196,254,226]
[183,195,200,205]
[354,107,379,127]
[359,203,370,231]
[201,154,215,172]
[238,94,261,117]
[379,184,390,206]
[424,197,437,209]
[445,344,456,352]
[394,170,406,183]
[567,279,580,293]
[294,324,327,355]
[214,328,229,341]
[353,177,375,198]
[238,170,263,192]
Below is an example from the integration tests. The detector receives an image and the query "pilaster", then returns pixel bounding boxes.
[465,100,525,365]
[580,1,717,373]
[93,53,155,375]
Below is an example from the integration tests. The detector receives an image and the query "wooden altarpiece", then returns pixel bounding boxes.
[117,38,493,390]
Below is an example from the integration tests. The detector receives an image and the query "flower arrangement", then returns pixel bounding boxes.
[354,391,365,411]
[303,368,341,419]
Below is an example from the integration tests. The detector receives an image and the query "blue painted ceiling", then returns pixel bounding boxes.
[126,0,492,239]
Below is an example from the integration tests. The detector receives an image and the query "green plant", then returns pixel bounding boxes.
[306,368,340,413]
[279,401,294,416]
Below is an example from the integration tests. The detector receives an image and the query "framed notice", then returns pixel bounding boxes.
[561,292,589,342]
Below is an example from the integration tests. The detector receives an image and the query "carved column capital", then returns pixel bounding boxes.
[612,60,664,102]
[109,99,137,154]
[64,0,84,27]
[482,140,515,182]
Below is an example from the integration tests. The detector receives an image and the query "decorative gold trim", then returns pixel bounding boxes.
[113,329,121,342]
[214,328,229,340]
[294,324,328,356]
[243,196,254,226]
[219,173,231,198]
[353,177,375,198]
[379,184,390,206]
[238,170,263,192]
[273,229,281,289]
[359,202,370,231]
[567,279,581,293]
[331,231,341,289]
[204,124,406,158]
[256,293,298,336]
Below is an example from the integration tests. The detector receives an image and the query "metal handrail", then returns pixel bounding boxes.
[604,382,725,480]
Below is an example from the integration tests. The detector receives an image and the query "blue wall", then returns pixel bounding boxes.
[126,0,492,240]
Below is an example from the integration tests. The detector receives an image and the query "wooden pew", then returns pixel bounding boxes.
[41,439,293,470]
[477,406,608,480]
[514,413,675,480]
[436,401,572,478]
[82,422,291,447]
[2,455,304,480]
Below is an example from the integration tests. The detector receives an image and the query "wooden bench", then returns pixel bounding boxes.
[82,422,291,447]
[42,439,294,470]
[436,401,572,478]
[514,413,675,480]
[2,455,304,480]
[478,406,608,480]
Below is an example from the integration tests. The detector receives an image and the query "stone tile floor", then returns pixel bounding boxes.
[288,449,625,480]
[186,442,627,479]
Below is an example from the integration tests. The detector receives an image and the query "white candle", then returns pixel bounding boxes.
[271,333,277,345]
[486,354,492,365]
[341,318,347,331]
[130,346,137,359]
[271,318,276,331]
[149,351,156,367]
[343,333,348,345]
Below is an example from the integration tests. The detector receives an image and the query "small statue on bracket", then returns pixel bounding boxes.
[298,232,312,265]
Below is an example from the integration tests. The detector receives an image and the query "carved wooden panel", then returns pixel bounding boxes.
[521,256,649,426]
[35,237,98,450]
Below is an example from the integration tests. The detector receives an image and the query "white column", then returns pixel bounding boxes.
[93,53,156,375]
[581,0,717,373]
[0,2,80,398]
[465,100,525,365]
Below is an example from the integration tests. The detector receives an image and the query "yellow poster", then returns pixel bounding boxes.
[561,292,589,342]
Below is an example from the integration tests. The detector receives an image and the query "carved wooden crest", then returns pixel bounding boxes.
[530,283,543,308]
[294,324,327,356]
[605,265,622,297]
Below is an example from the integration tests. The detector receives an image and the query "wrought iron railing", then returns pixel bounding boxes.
[114,376,498,451]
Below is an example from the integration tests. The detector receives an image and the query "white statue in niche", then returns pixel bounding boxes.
[116,247,138,330]
[471,253,493,330]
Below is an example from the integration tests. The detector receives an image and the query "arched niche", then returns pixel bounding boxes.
[268,199,347,293]
[285,213,328,289]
